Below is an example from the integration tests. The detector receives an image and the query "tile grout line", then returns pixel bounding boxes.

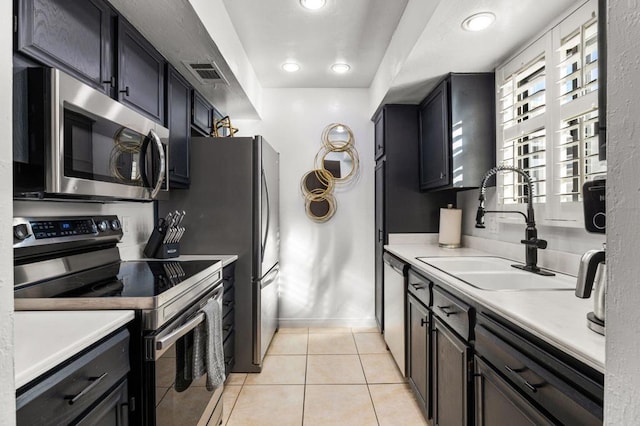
[301,329,309,426]
[223,374,246,425]
[353,331,382,426]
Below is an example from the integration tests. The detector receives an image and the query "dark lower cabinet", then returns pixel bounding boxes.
[166,65,192,188]
[16,0,114,94]
[432,316,471,426]
[408,294,430,416]
[374,160,385,330]
[117,17,165,123]
[474,356,552,426]
[222,263,236,376]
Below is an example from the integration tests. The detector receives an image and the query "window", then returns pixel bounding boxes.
[495,0,604,227]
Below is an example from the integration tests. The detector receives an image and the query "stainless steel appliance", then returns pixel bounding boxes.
[383,252,409,375]
[576,179,606,335]
[14,68,169,201]
[159,136,279,372]
[13,215,224,425]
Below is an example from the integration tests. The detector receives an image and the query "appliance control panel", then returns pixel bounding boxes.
[13,216,123,247]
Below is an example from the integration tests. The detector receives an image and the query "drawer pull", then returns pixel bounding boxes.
[65,372,108,405]
[420,318,428,327]
[504,365,538,393]
[410,282,426,290]
[437,305,457,317]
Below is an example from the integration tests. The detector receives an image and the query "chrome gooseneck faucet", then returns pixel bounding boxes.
[475,165,554,276]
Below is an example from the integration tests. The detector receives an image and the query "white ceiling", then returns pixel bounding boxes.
[109,0,583,117]
[221,0,409,88]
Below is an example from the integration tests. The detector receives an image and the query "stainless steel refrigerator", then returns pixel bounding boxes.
[159,136,279,372]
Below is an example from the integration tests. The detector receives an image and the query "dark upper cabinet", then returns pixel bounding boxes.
[419,73,496,191]
[191,90,213,136]
[16,0,114,94]
[166,65,191,188]
[374,109,384,160]
[117,17,165,123]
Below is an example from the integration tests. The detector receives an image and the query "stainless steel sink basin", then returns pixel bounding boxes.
[416,256,576,291]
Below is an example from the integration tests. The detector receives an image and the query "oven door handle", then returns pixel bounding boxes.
[155,312,205,352]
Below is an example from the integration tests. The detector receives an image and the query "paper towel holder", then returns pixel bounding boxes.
[439,204,462,248]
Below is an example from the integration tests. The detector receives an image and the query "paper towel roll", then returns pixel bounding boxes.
[439,204,462,248]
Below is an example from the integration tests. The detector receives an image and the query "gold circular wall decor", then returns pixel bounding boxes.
[301,169,335,196]
[314,146,360,184]
[304,190,337,222]
[301,123,359,222]
[321,123,354,152]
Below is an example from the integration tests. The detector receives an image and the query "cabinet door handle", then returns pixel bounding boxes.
[410,282,426,290]
[65,372,108,405]
[120,86,130,97]
[420,318,428,327]
[504,365,539,393]
[437,305,457,317]
[103,76,116,88]
[440,172,445,179]
[378,230,383,242]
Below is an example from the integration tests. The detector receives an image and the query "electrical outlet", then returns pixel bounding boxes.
[122,216,131,234]
[487,216,499,234]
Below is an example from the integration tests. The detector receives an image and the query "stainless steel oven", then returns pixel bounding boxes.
[13,215,225,426]
[150,285,224,426]
[14,67,169,201]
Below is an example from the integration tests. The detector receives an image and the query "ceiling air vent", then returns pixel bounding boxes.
[183,61,228,85]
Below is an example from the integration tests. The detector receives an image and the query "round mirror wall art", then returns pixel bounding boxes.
[300,123,360,222]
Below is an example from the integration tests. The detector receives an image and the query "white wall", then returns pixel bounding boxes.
[605,1,640,423]
[0,0,14,423]
[236,88,375,327]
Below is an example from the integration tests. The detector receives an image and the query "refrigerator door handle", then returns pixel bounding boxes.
[261,169,270,260]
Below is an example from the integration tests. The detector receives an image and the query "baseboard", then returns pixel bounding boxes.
[278,317,378,328]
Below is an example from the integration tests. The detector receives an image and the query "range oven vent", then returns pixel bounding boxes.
[182,61,228,85]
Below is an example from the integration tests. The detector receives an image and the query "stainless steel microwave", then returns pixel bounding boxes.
[14,68,169,201]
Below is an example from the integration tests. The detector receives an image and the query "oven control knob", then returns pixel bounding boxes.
[110,219,121,231]
[13,224,31,241]
[97,220,108,232]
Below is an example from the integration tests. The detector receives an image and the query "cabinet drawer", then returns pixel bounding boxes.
[17,329,130,426]
[475,324,602,424]
[432,286,471,341]
[407,269,432,307]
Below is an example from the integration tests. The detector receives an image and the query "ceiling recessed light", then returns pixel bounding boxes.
[300,0,326,10]
[282,62,300,72]
[461,12,495,32]
[331,63,350,74]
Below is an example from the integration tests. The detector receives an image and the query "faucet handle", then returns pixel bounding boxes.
[520,238,547,249]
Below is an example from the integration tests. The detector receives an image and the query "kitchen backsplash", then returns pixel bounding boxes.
[13,200,153,259]
[456,188,606,256]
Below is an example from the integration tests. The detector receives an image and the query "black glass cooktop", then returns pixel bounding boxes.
[14,259,220,299]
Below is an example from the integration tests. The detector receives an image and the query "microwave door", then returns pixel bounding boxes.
[139,129,166,199]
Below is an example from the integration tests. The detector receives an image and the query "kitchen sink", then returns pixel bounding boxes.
[416,256,576,291]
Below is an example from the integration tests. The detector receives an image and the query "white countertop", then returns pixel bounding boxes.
[15,310,134,389]
[385,242,605,373]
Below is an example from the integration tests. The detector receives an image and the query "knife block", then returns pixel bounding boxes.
[144,225,180,258]
[155,242,180,259]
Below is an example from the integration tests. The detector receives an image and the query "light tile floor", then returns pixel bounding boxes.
[222,327,427,425]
